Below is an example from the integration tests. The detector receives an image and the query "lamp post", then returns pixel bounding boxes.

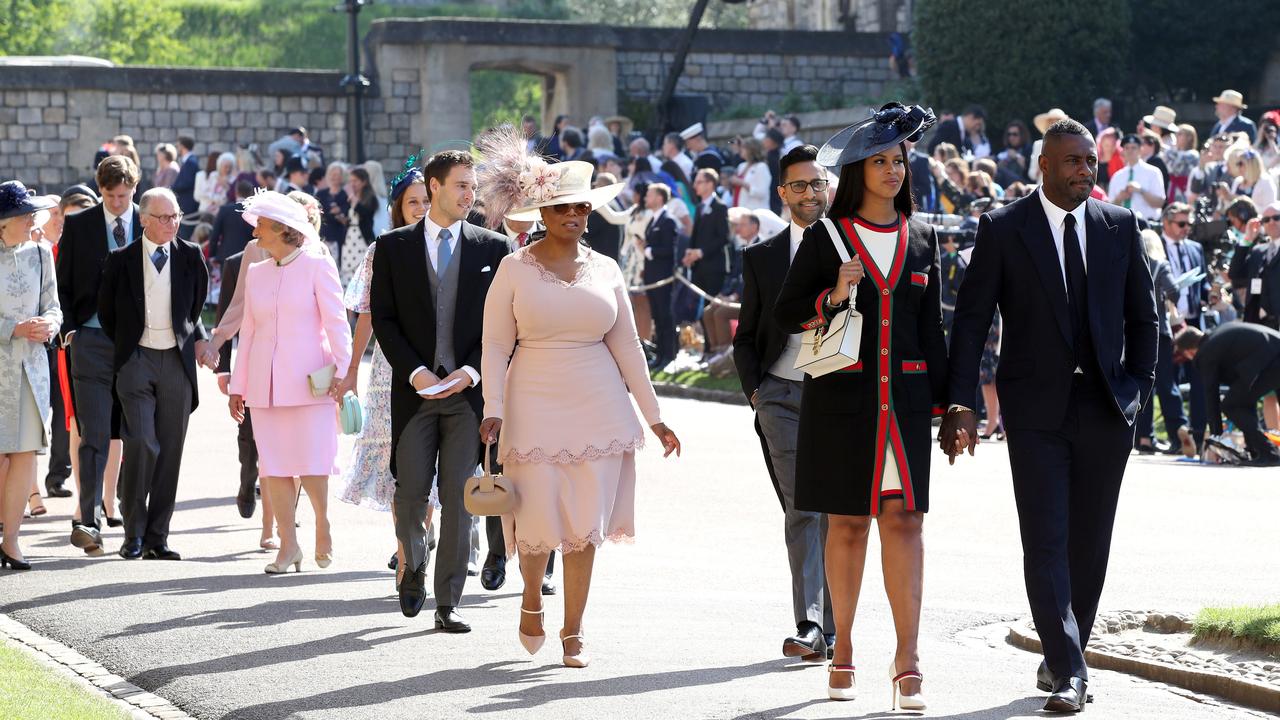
[335,0,371,162]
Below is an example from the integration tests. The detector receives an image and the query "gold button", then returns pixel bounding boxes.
[881,319,889,327]
[881,348,888,355]
[881,404,889,411]
[882,289,890,296]
[881,375,889,382]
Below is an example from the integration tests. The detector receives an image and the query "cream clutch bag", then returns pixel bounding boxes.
[307,363,337,398]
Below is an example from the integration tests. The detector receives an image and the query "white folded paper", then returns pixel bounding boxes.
[418,378,461,396]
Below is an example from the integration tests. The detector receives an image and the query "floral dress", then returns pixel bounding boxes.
[0,240,61,453]
[338,243,439,511]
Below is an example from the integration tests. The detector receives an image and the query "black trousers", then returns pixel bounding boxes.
[1223,359,1280,459]
[238,407,258,489]
[1135,333,1187,443]
[1005,376,1134,682]
[45,347,72,485]
[646,283,676,364]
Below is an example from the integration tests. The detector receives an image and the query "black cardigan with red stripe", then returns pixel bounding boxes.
[774,215,948,516]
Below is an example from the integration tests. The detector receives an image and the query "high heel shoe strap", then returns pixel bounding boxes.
[520,607,544,615]
[828,664,856,673]
[893,670,922,683]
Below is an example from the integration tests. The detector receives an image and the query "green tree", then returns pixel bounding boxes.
[914,0,1131,135]
[471,70,544,135]
[560,0,748,28]
[0,0,70,56]
[67,0,185,65]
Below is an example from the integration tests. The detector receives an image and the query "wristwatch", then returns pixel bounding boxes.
[824,294,848,311]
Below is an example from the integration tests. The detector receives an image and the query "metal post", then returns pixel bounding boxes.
[336,0,371,162]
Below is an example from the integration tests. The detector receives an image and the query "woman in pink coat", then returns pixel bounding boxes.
[229,191,352,574]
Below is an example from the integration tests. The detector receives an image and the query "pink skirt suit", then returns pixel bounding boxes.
[481,247,663,556]
[230,247,353,477]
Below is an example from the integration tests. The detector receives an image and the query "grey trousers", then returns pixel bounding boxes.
[755,375,834,633]
[394,393,479,607]
[69,327,117,526]
[116,347,192,548]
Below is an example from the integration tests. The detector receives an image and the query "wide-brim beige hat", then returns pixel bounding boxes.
[1033,108,1069,135]
[604,115,633,138]
[1144,105,1178,130]
[239,189,321,245]
[1213,89,1248,109]
[506,160,624,222]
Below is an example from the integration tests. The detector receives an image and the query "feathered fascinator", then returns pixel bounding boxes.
[387,150,425,210]
[475,124,547,230]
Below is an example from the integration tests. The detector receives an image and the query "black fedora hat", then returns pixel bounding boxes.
[817,103,937,169]
[0,180,57,221]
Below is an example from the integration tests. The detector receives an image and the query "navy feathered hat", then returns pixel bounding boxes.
[817,103,937,169]
[0,180,57,221]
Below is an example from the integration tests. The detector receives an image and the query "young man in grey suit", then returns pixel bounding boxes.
[733,145,835,661]
[370,151,510,632]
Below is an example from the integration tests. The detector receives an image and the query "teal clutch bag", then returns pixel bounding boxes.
[340,392,364,435]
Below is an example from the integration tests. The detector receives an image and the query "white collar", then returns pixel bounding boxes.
[651,207,667,222]
[275,246,305,266]
[1162,233,1184,245]
[789,221,810,247]
[142,235,170,256]
[1037,186,1086,232]
[424,216,463,245]
[104,206,130,227]
[1218,113,1238,126]
[700,195,713,210]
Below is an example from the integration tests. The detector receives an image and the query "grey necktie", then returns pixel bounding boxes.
[437,228,453,273]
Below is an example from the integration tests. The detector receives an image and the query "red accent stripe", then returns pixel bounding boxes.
[931,405,947,417]
[814,287,833,324]
[910,271,928,286]
[840,361,864,372]
[889,415,916,511]
[801,317,823,331]
[901,360,928,373]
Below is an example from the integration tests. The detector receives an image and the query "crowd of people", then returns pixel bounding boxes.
[1,84,1278,715]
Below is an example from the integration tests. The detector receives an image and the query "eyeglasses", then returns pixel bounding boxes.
[1262,215,1280,224]
[548,202,592,216]
[784,179,830,193]
[147,212,183,224]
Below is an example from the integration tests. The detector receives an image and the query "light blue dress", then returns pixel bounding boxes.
[0,240,62,453]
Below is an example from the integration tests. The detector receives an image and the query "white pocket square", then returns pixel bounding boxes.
[481,265,491,272]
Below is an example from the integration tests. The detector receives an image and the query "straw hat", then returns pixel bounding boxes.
[604,115,634,138]
[1212,90,1248,109]
[1033,108,1069,135]
[1143,106,1178,131]
[239,190,320,244]
[505,161,624,222]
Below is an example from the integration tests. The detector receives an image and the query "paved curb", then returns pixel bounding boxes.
[652,381,748,406]
[1006,621,1280,715]
[0,613,192,720]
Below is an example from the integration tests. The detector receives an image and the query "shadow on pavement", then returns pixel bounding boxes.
[726,695,1044,720]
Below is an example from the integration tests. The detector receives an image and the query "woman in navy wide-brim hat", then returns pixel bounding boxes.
[775,103,947,709]
[0,180,63,571]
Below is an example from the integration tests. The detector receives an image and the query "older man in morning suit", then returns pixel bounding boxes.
[942,119,1157,712]
[734,145,835,661]
[370,150,510,632]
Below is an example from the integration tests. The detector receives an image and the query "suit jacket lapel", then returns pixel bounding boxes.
[126,241,145,321]
[456,222,483,306]
[406,220,434,319]
[1018,196,1073,347]
[168,242,188,333]
[1085,200,1116,331]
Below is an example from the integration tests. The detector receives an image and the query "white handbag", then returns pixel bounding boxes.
[794,218,864,377]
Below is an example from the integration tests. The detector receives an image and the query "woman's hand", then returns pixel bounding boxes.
[829,256,865,304]
[14,318,53,343]
[651,422,681,458]
[229,394,245,424]
[332,372,358,399]
[479,417,503,444]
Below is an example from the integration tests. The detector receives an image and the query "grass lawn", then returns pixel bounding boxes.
[1193,604,1280,649]
[0,640,130,720]
[651,369,742,394]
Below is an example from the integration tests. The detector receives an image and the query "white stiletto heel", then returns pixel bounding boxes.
[890,660,927,711]
[827,664,857,701]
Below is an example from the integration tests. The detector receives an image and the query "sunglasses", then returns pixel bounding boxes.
[1168,220,1189,228]
[1262,215,1280,224]
[548,202,592,216]
[784,179,830,193]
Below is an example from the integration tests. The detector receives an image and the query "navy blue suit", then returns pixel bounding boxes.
[948,192,1158,683]
[171,153,200,216]
[645,210,679,365]
[1164,236,1211,442]
[1209,115,1258,143]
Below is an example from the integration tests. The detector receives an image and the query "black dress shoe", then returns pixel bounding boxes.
[236,478,257,519]
[44,479,73,498]
[434,606,471,633]
[480,553,506,591]
[1134,441,1157,455]
[540,576,557,596]
[1044,677,1088,713]
[118,538,143,559]
[70,522,104,556]
[825,634,836,660]
[387,552,398,571]
[399,562,426,618]
[1037,661,1094,702]
[143,545,182,561]
[782,622,828,662]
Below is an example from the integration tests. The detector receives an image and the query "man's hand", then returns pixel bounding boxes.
[750,389,759,407]
[217,374,230,396]
[1243,217,1262,245]
[938,408,979,465]
[195,340,215,370]
[422,368,472,400]
[410,368,440,393]
[681,248,703,268]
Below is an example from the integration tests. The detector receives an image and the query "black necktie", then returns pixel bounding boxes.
[1063,213,1088,343]
[113,218,126,248]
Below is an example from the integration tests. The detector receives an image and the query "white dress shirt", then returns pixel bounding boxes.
[1106,160,1165,222]
[409,217,479,389]
[766,221,814,382]
[1038,186,1089,289]
[104,206,133,248]
[139,236,177,350]
[1163,233,1193,317]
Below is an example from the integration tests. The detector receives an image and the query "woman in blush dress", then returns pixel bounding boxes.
[476,141,682,668]
[228,191,352,574]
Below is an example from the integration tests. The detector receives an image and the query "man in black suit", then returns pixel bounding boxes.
[642,183,678,369]
[57,155,143,556]
[733,144,835,662]
[1233,202,1280,330]
[1087,98,1113,139]
[686,168,731,354]
[1175,323,1280,465]
[927,104,990,158]
[1160,202,1212,450]
[214,251,259,518]
[906,139,939,212]
[370,150,510,631]
[98,188,210,560]
[942,119,1158,712]
[208,180,255,265]
[171,136,200,216]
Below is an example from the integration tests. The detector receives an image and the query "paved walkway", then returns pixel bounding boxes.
[3,369,1275,719]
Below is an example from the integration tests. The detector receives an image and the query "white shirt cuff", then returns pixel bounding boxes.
[644,247,653,261]
[460,365,480,387]
[409,366,429,385]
